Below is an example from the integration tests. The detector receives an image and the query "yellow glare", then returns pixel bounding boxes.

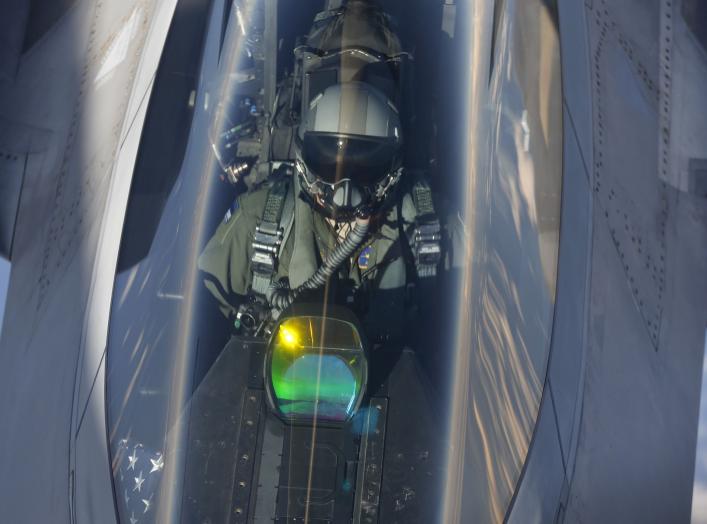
[278,326,301,349]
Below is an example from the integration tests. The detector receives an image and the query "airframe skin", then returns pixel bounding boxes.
[0,1,706,523]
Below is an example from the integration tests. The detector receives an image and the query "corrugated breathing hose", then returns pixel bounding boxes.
[267,217,370,314]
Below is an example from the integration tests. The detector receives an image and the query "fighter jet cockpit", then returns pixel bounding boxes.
[104,0,562,522]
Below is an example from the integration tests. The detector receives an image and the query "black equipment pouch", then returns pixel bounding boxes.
[411,177,442,279]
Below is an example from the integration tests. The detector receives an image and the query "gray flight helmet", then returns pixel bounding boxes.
[295,81,403,220]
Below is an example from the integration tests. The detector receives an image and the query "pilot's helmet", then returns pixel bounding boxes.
[295,81,403,220]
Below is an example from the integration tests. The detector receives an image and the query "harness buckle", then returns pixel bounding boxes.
[413,220,442,274]
[251,223,283,276]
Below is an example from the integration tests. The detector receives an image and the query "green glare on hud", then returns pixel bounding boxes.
[270,316,365,422]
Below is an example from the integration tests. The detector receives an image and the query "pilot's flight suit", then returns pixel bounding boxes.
[198,179,420,342]
[198,1,463,341]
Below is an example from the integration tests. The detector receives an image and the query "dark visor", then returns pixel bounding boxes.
[302,132,399,185]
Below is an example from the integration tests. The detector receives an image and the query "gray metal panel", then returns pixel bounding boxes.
[22,0,80,52]
[73,352,117,524]
[659,0,707,193]
[0,118,51,260]
[0,0,29,81]
[71,0,180,447]
[506,1,707,521]
[0,0,176,521]
[0,2,102,519]
[505,392,566,524]
[564,201,706,523]
[70,2,180,524]
[0,151,25,259]
[562,2,707,521]
[545,108,591,474]
[445,0,565,521]
[505,21,594,521]
[557,0,593,173]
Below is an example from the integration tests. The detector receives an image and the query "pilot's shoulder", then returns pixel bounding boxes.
[234,183,273,218]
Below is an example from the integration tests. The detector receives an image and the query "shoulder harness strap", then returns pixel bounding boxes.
[250,177,294,295]
[411,176,442,279]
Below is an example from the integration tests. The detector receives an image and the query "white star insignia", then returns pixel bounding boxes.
[130,512,138,524]
[142,497,152,514]
[150,454,164,474]
[124,488,130,504]
[133,470,145,492]
[127,449,138,471]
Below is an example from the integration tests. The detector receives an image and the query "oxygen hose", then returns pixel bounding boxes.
[267,216,371,314]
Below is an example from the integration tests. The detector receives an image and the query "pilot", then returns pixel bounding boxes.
[198,0,458,342]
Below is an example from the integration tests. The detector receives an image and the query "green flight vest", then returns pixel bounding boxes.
[198,175,440,342]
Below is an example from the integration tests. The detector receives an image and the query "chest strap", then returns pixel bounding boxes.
[251,178,294,295]
[411,178,442,279]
